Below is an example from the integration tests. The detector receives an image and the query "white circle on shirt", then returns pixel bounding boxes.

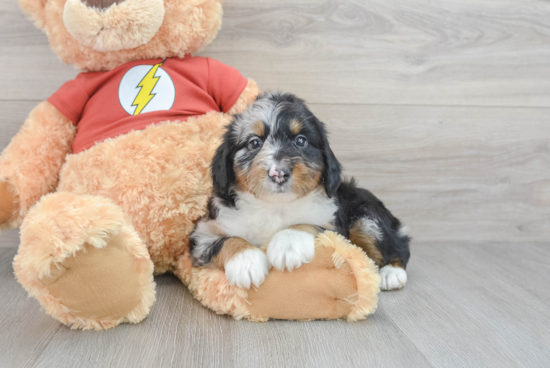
[118,62,175,116]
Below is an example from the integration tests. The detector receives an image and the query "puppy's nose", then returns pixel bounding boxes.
[268,164,291,184]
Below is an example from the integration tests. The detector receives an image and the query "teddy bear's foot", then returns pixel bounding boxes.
[188,231,381,322]
[13,192,155,330]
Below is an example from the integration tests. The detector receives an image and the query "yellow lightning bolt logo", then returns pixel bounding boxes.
[131,62,164,115]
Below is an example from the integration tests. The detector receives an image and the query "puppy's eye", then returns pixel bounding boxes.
[248,138,262,150]
[294,135,308,148]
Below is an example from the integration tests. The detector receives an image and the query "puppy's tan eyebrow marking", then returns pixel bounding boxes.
[290,119,303,135]
[252,121,265,137]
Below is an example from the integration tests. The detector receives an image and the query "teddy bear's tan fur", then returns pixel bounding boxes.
[0,0,380,330]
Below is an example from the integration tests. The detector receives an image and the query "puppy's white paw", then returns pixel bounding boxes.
[379,265,407,291]
[267,229,315,271]
[225,248,269,289]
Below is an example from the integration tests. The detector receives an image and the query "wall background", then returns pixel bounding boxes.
[2,0,549,247]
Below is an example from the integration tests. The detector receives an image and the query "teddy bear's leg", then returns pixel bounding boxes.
[13,191,155,330]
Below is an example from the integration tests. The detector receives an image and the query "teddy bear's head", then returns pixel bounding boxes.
[20,0,223,71]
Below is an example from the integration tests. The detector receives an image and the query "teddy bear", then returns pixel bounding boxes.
[0,0,381,330]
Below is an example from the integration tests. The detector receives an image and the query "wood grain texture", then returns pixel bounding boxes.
[0,248,63,368]
[0,228,20,248]
[214,0,550,107]
[1,244,550,368]
[385,242,550,368]
[2,101,549,244]
[1,0,549,366]
[1,0,550,106]
[308,103,550,243]
[0,0,78,100]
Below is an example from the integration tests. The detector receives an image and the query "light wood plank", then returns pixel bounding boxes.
[1,243,550,367]
[0,229,20,248]
[19,268,432,368]
[1,1,550,106]
[2,101,549,245]
[29,274,234,368]
[388,242,550,367]
[228,311,432,368]
[0,1,78,101]
[214,0,550,107]
[307,103,550,243]
[0,248,63,368]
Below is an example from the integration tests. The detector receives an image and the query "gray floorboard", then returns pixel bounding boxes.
[0,244,549,368]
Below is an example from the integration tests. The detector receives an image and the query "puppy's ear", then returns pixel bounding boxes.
[211,130,237,206]
[314,117,342,198]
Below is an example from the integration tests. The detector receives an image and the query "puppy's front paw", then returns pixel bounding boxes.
[267,229,315,271]
[225,248,269,289]
[379,265,407,291]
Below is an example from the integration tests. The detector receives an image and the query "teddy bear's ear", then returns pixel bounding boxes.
[19,0,48,30]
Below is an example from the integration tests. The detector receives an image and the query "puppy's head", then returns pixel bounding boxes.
[212,92,341,205]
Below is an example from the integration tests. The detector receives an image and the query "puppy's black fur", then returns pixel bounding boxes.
[190,92,410,289]
[334,179,411,268]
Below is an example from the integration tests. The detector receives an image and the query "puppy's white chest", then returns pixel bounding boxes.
[217,192,337,247]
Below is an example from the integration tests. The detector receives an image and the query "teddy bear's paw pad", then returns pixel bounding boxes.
[43,234,145,321]
[247,244,358,321]
[225,248,269,289]
[379,265,407,291]
[267,229,315,271]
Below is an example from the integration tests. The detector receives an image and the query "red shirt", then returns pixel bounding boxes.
[48,56,248,153]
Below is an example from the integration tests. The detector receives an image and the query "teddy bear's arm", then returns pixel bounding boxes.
[0,101,76,229]
[227,79,261,116]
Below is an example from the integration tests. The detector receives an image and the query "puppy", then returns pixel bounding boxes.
[190,92,410,291]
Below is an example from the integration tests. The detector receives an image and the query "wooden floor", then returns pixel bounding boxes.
[1,0,549,367]
[1,243,550,368]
